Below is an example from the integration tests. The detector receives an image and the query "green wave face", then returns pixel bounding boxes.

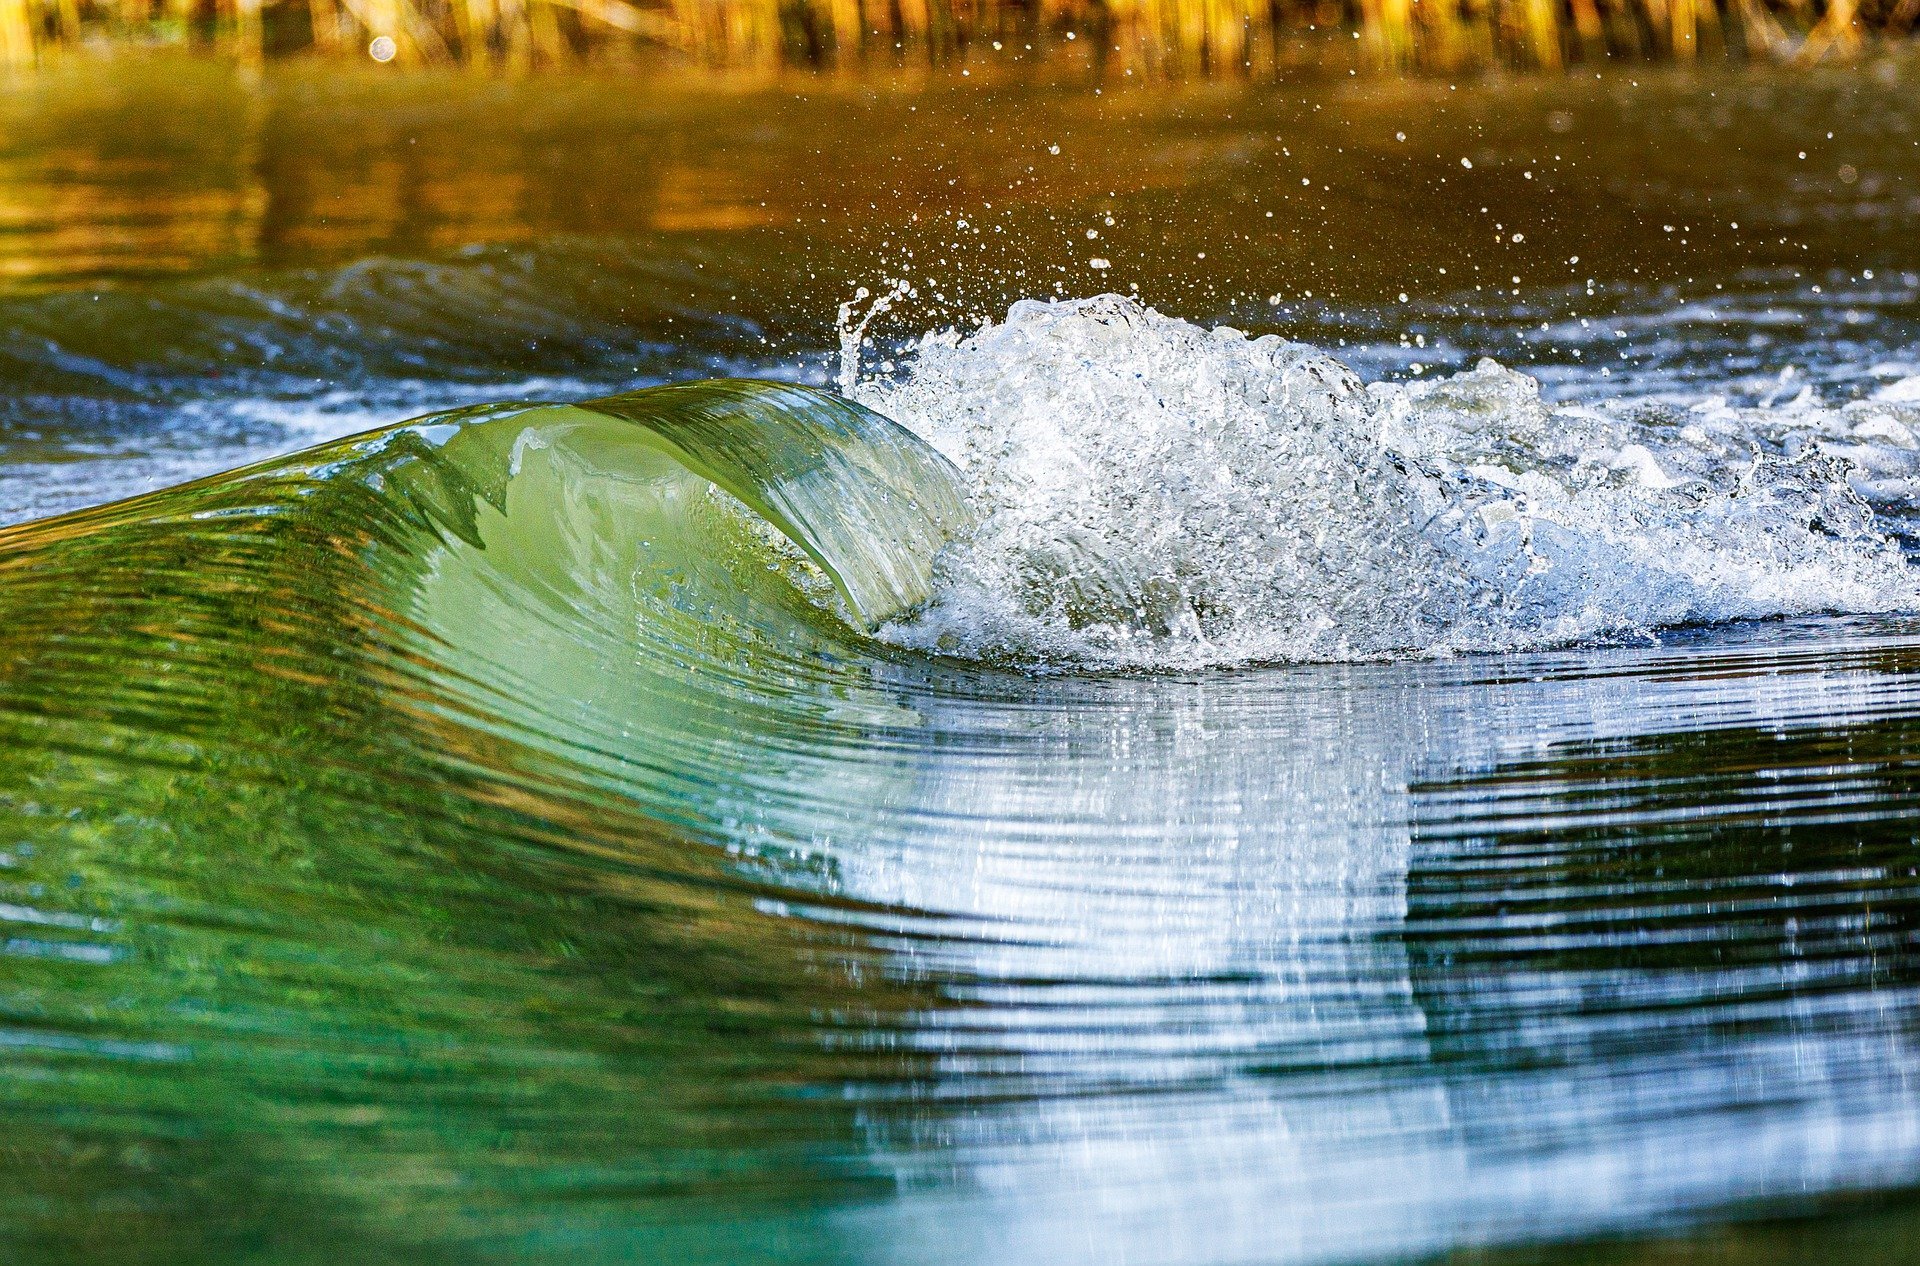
[0,380,979,1262]
[395,384,982,849]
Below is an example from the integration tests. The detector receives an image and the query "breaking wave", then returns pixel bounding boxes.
[857,295,1920,668]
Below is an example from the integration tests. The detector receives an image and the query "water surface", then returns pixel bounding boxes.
[3,52,1920,1265]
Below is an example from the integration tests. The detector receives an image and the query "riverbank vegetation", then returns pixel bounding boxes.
[0,0,1914,79]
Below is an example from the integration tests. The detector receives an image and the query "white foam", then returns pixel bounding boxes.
[852,296,1920,668]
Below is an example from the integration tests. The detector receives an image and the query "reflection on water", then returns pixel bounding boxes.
[3,55,1916,304]
[810,633,1920,1263]
[3,50,1920,1266]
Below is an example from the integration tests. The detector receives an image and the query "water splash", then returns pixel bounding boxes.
[858,296,1920,669]
[837,279,913,399]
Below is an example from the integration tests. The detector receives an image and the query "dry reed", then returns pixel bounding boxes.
[0,0,1911,72]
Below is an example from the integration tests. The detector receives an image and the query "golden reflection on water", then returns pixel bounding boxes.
[0,58,847,288]
[0,51,1914,332]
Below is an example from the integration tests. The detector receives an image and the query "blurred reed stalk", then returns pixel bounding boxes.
[0,0,1911,71]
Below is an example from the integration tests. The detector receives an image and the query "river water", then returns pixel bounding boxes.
[2,52,1920,1264]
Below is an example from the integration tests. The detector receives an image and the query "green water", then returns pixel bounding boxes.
[3,51,1920,1266]
[0,381,967,1261]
